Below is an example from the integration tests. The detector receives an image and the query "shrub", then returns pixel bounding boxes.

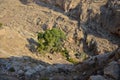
[37,28,66,54]
[67,58,78,64]
[62,49,78,64]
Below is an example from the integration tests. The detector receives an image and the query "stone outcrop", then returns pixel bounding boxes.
[39,0,81,12]
[0,48,120,80]
[104,61,120,80]
[100,0,120,36]
[37,0,119,34]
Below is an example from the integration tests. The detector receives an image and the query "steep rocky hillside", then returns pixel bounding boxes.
[0,0,79,64]
[0,0,120,80]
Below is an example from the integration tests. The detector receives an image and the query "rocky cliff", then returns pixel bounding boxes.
[0,0,120,80]
[100,0,120,36]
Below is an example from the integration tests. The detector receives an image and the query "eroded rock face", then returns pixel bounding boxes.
[104,61,120,80]
[101,0,120,36]
[39,0,81,12]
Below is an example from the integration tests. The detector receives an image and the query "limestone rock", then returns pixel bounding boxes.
[25,64,45,77]
[104,61,120,80]
[101,0,120,36]
[89,75,106,80]
[39,0,81,12]
[0,75,18,80]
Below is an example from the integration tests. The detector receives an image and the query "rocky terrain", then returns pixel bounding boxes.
[0,0,120,80]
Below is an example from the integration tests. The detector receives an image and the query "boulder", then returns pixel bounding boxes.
[104,61,120,80]
[89,75,106,80]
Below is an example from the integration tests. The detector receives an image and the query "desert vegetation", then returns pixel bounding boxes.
[37,28,66,54]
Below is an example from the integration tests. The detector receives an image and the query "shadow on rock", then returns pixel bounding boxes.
[26,38,38,53]
[0,56,74,80]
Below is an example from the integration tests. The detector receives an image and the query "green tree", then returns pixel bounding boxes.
[37,28,66,54]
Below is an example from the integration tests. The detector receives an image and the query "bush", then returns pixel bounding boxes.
[62,49,78,64]
[37,28,66,54]
[67,58,78,64]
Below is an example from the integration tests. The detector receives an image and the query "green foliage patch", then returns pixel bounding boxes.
[62,49,78,64]
[37,28,66,54]
[67,58,78,64]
